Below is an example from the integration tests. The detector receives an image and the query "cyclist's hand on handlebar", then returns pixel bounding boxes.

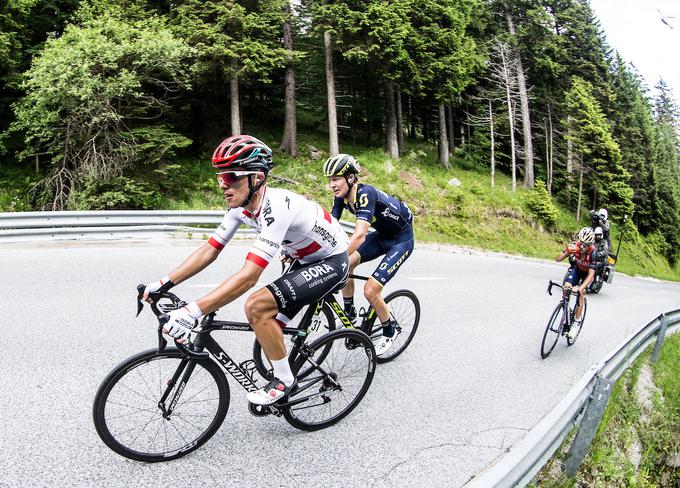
[142,276,173,303]
[163,302,202,343]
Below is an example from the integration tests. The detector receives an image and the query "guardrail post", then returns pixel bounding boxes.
[651,313,668,363]
[564,375,614,477]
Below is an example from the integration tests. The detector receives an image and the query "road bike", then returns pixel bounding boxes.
[540,280,588,359]
[92,286,376,462]
[251,273,420,380]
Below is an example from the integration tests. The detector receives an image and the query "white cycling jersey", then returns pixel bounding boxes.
[208,186,349,268]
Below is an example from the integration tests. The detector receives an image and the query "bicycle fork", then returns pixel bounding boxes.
[157,358,197,419]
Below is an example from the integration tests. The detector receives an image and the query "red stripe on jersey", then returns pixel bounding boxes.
[242,209,252,218]
[322,207,331,223]
[295,241,321,259]
[208,237,225,250]
[247,252,269,269]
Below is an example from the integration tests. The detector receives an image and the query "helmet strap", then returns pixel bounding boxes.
[343,174,356,199]
[242,173,266,207]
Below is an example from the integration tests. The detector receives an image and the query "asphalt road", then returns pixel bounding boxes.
[1,239,678,488]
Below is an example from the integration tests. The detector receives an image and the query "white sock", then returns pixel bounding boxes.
[271,357,295,386]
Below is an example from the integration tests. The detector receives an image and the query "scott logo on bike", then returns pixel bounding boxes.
[293,264,334,285]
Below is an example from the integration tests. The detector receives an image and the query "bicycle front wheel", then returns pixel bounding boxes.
[567,297,587,346]
[541,303,564,359]
[93,348,230,462]
[283,328,376,431]
[368,290,420,364]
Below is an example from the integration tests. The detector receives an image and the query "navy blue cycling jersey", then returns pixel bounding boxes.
[331,184,412,237]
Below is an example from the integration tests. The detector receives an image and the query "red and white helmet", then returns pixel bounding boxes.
[212,135,273,173]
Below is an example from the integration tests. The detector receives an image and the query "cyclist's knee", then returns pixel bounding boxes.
[244,290,276,325]
[363,280,382,303]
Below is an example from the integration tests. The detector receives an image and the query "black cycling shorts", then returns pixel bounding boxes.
[266,252,349,322]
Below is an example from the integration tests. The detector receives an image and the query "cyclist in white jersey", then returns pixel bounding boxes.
[142,135,349,405]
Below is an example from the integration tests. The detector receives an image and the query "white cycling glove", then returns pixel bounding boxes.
[164,302,203,341]
[143,276,173,301]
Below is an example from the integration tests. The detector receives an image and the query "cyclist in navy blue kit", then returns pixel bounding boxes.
[323,154,414,356]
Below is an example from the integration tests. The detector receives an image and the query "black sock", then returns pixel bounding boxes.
[382,319,395,337]
[343,297,354,312]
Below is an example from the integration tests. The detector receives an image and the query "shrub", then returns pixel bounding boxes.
[69,176,160,210]
[523,179,558,228]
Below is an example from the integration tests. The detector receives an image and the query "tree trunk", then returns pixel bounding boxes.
[408,97,416,139]
[503,3,534,188]
[230,59,241,136]
[438,102,449,169]
[500,46,517,191]
[489,99,495,190]
[324,31,339,156]
[544,118,549,191]
[566,114,573,174]
[446,104,455,154]
[547,105,554,193]
[396,86,404,155]
[384,81,399,159]
[279,4,297,156]
[576,153,584,222]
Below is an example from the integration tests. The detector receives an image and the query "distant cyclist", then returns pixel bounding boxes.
[555,227,597,340]
[323,154,414,356]
[142,135,349,406]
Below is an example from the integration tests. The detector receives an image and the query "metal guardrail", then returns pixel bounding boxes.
[0,210,357,241]
[467,309,680,488]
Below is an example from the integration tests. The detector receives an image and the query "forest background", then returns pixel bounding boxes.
[1,0,679,280]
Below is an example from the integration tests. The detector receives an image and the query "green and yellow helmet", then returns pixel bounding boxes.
[323,154,360,177]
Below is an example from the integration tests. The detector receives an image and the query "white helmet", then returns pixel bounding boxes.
[598,208,608,221]
[578,227,595,245]
[594,226,603,238]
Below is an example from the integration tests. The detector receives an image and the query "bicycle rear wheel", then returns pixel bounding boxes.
[369,290,420,364]
[252,302,336,381]
[282,328,376,431]
[541,303,564,359]
[93,348,229,462]
[567,297,587,346]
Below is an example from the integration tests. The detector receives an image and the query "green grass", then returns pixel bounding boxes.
[531,333,680,487]
[2,129,680,280]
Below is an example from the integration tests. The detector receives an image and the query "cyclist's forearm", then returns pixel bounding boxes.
[347,221,369,256]
[196,262,262,314]
[347,234,366,256]
[168,243,219,285]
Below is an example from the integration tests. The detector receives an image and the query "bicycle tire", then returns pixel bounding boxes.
[541,303,564,359]
[282,328,376,431]
[368,290,420,364]
[588,276,603,294]
[93,348,230,462]
[252,302,336,381]
[567,297,587,346]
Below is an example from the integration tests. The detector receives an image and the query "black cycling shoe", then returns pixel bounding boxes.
[246,377,297,406]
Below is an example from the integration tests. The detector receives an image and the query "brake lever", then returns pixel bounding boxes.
[136,284,145,316]
[547,280,554,296]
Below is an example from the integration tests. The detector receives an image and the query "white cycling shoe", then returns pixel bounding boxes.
[374,331,398,356]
